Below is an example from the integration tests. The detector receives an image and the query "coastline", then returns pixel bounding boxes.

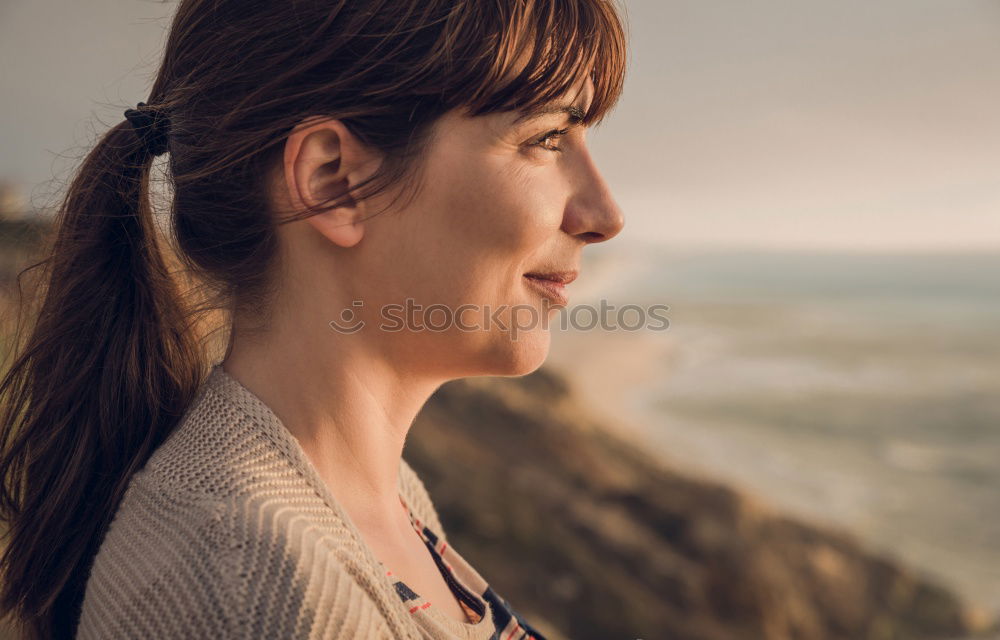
[545,296,1000,626]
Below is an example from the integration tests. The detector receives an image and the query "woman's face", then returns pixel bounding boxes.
[322,76,624,378]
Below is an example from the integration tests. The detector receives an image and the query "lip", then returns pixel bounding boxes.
[523,270,577,307]
[523,270,578,285]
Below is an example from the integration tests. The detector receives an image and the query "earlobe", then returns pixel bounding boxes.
[304,210,366,247]
[283,118,372,248]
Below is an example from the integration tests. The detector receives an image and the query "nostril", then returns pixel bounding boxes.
[579,231,607,243]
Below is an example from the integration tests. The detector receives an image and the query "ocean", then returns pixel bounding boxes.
[547,245,1000,618]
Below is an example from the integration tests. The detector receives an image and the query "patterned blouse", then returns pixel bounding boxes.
[383,494,549,640]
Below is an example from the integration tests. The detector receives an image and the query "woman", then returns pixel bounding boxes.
[0,0,625,638]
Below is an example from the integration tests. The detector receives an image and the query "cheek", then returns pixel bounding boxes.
[382,148,565,312]
[443,156,562,256]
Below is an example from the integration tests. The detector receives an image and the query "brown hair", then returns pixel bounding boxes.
[0,0,627,637]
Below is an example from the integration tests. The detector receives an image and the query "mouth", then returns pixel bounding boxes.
[523,270,578,285]
[522,270,577,306]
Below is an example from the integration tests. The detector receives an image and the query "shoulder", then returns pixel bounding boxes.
[79,473,396,639]
[77,473,235,638]
[78,370,432,638]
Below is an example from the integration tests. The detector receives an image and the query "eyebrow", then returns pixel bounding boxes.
[512,104,587,126]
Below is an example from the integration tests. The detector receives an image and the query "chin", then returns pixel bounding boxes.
[477,328,552,377]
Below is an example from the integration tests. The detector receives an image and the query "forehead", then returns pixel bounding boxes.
[513,75,595,125]
[485,73,598,126]
[424,73,597,147]
[570,75,596,107]
[527,72,595,113]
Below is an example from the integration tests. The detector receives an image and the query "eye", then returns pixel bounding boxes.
[531,127,570,153]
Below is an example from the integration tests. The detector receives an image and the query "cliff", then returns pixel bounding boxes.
[406,367,997,640]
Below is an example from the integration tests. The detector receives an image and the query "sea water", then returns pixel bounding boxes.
[549,245,1000,618]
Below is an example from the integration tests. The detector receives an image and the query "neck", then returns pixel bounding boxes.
[221,313,443,534]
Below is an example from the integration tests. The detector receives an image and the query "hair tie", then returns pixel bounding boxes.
[123,102,171,157]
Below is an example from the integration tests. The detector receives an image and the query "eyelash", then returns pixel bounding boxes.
[531,127,571,153]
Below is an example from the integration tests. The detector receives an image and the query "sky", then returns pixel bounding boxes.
[1,0,999,251]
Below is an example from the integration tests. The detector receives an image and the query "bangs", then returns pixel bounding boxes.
[456,0,628,127]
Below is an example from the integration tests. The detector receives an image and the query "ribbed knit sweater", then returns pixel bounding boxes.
[76,364,546,639]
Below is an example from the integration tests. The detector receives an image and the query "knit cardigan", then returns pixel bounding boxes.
[76,364,533,639]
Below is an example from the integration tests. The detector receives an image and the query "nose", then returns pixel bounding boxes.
[561,147,625,244]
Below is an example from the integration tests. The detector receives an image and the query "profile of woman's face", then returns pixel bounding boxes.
[306,76,624,379]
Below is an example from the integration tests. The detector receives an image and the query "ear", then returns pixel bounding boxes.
[282,117,380,248]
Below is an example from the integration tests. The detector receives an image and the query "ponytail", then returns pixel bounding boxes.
[0,119,204,639]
